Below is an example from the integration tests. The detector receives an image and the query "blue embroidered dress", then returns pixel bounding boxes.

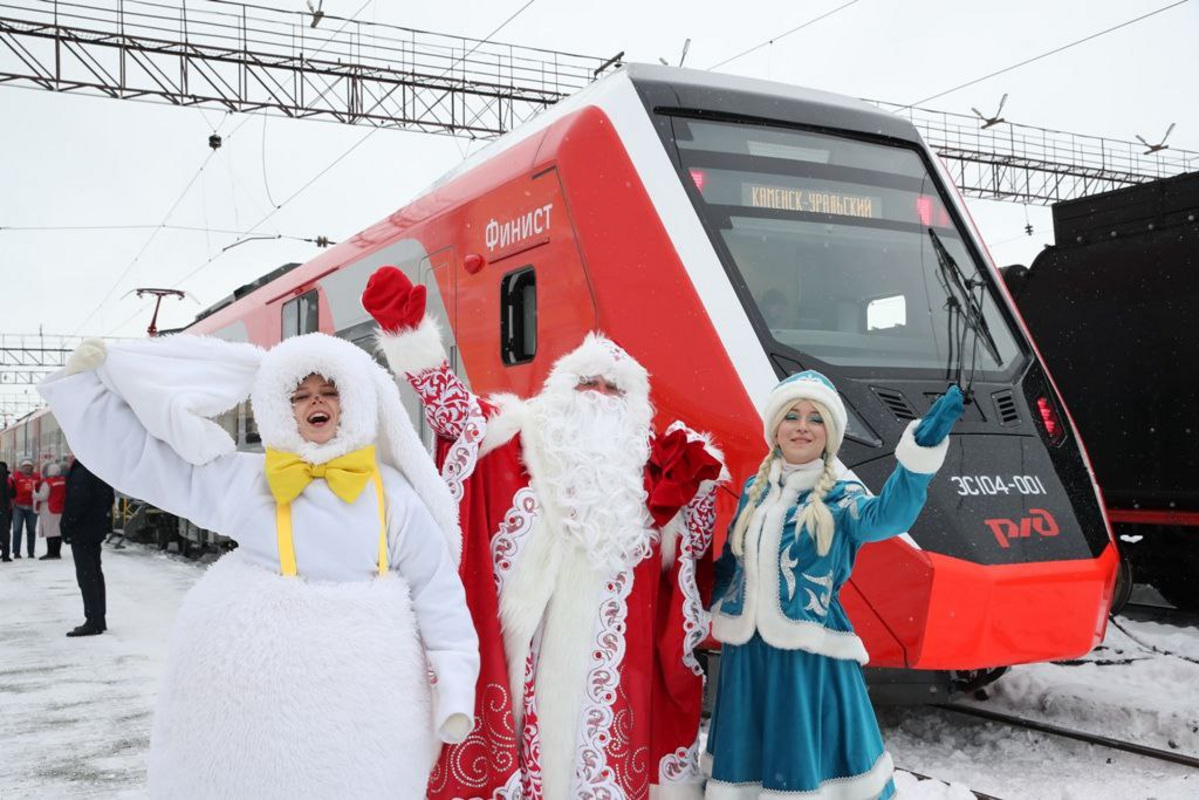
[705,424,947,799]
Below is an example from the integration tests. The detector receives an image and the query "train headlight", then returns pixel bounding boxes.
[1036,396,1066,446]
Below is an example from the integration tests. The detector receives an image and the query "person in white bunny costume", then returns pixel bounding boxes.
[38,332,479,799]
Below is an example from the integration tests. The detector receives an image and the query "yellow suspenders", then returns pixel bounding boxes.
[275,468,388,578]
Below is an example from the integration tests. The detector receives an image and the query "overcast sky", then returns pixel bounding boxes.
[2,0,1196,411]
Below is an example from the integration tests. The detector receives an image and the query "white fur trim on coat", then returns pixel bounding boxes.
[478,393,530,457]
[894,419,950,475]
[712,462,869,664]
[650,784,703,800]
[497,420,564,718]
[660,513,684,572]
[704,752,893,799]
[375,316,447,377]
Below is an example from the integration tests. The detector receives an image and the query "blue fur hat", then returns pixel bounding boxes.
[761,370,847,455]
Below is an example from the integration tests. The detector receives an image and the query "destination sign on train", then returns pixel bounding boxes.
[744,183,879,219]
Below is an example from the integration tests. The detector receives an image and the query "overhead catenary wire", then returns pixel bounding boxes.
[450,0,539,157]
[68,149,216,336]
[1,223,305,236]
[707,0,861,71]
[103,300,157,338]
[68,111,258,336]
[904,0,1191,108]
[170,0,541,294]
[169,129,377,289]
[261,113,279,209]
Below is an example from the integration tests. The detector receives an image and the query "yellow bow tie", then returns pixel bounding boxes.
[265,446,377,505]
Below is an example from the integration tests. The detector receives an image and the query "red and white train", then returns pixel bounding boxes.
[6,65,1118,693]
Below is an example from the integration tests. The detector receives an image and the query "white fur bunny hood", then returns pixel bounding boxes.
[92,332,460,563]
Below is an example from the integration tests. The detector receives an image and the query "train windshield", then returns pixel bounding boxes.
[671,117,1022,375]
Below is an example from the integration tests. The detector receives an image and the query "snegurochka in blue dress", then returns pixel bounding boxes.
[704,370,963,799]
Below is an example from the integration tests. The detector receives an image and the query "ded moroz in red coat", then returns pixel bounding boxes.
[378,318,724,800]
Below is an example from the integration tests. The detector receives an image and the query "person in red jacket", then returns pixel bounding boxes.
[35,462,68,559]
[10,457,40,559]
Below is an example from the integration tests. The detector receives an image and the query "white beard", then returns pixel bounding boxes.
[529,388,654,573]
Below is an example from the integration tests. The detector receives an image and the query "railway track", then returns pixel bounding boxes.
[1120,600,1199,628]
[935,703,1199,770]
[899,768,1006,799]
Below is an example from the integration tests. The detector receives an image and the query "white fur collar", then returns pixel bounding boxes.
[479,393,530,456]
[766,458,822,495]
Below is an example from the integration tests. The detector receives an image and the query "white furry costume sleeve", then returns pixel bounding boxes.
[382,467,480,743]
[38,368,261,540]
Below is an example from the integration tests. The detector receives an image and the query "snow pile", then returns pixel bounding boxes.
[881,701,1197,799]
[880,608,1199,798]
[977,616,1199,757]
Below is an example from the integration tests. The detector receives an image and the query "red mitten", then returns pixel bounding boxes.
[645,428,723,527]
[362,266,427,333]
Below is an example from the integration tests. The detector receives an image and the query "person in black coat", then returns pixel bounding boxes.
[0,461,12,562]
[60,457,115,636]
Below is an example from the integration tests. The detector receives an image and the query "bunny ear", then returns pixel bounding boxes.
[95,335,265,465]
[370,367,462,565]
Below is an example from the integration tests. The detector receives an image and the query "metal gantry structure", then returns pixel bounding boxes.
[0,334,89,425]
[2,1,1198,418]
[869,101,1198,205]
[0,334,144,423]
[0,0,608,136]
[1,0,1195,199]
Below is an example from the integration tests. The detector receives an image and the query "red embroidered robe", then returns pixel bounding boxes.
[405,362,717,800]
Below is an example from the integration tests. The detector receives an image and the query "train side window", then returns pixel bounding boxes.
[501,267,537,365]
[281,290,319,339]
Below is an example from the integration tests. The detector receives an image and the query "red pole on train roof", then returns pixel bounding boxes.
[133,288,186,337]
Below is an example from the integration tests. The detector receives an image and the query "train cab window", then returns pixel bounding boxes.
[866,294,906,331]
[670,117,1023,376]
[501,267,537,365]
[281,290,319,339]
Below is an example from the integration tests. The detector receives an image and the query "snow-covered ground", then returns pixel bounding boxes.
[879,594,1199,800]
[2,544,1197,799]
[0,544,200,799]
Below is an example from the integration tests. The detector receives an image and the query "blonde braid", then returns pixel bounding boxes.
[796,453,840,556]
[730,451,776,558]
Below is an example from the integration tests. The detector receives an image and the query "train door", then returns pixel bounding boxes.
[453,167,598,398]
[403,245,461,449]
[423,246,460,376]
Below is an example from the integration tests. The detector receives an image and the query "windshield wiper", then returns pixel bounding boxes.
[928,229,1002,382]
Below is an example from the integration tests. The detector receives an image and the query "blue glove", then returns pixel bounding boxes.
[914,385,964,446]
